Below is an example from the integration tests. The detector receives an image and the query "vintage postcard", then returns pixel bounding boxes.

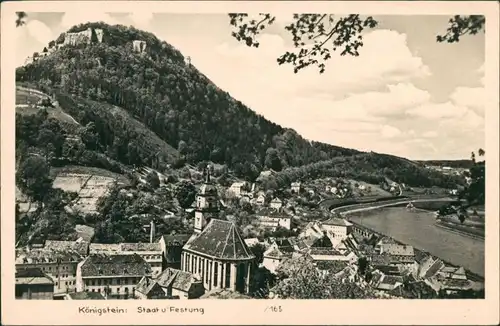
[1,0,499,325]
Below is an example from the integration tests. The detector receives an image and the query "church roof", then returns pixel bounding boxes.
[183,219,255,261]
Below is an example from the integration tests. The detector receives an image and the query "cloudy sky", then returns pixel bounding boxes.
[15,11,485,160]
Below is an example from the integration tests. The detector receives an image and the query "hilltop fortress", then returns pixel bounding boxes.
[63,27,104,46]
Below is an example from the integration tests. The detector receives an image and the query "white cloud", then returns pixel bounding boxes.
[422,130,438,138]
[406,101,469,119]
[25,19,54,45]
[449,86,485,115]
[380,125,402,139]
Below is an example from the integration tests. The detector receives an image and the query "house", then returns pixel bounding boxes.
[262,246,294,274]
[228,181,249,198]
[378,243,415,264]
[291,182,302,193]
[255,208,292,231]
[15,247,83,297]
[255,194,266,206]
[15,268,54,300]
[370,271,404,292]
[321,218,353,240]
[64,291,106,300]
[89,243,163,278]
[135,276,169,299]
[416,255,445,279]
[270,198,283,210]
[76,253,152,299]
[154,268,205,299]
[158,234,191,270]
[438,266,467,280]
[298,221,325,247]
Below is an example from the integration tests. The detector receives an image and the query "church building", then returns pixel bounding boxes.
[181,167,255,294]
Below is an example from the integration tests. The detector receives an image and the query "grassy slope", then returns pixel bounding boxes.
[16,86,80,127]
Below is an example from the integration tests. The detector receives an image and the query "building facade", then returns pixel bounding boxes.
[321,218,353,240]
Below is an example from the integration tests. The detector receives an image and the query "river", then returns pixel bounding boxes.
[346,207,485,277]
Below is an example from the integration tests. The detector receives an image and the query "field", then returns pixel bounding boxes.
[51,165,129,214]
[16,86,80,127]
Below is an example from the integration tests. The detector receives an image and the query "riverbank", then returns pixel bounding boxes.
[435,220,485,240]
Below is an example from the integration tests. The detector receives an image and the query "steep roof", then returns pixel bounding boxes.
[136,276,164,296]
[323,218,352,227]
[382,244,415,256]
[15,268,54,285]
[44,240,89,255]
[16,248,83,264]
[120,243,161,252]
[80,254,151,277]
[424,259,445,279]
[156,268,200,292]
[183,219,255,261]
[159,234,191,246]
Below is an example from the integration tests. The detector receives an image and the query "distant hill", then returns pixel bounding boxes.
[15,22,462,188]
[417,159,474,169]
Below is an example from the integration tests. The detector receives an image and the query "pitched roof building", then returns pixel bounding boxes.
[15,268,54,300]
[181,166,255,294]
[76,254,152,298]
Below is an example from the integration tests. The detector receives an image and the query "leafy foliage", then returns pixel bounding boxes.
[273,256,374,299]
[174,180,196,209]
[436,15,485,43]
[16,155,53,203]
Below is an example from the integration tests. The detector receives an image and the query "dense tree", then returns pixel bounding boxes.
[174,180,196,209]
[272,256,374,299]
[16,155,53,204]
[146,171,161,189]
[249,243,266,264]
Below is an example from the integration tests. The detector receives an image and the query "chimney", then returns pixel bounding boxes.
[149,220,155,244]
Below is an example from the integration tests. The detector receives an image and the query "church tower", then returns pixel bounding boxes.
[194,166,219,233]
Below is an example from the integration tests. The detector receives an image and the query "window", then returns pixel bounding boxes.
[213,262,218,286]
[225,263,231,288]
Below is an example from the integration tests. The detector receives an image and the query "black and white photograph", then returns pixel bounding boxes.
[1,1,499,325]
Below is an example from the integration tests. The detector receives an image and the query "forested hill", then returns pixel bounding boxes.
[16,22,462,187]
[16,22,360,176]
